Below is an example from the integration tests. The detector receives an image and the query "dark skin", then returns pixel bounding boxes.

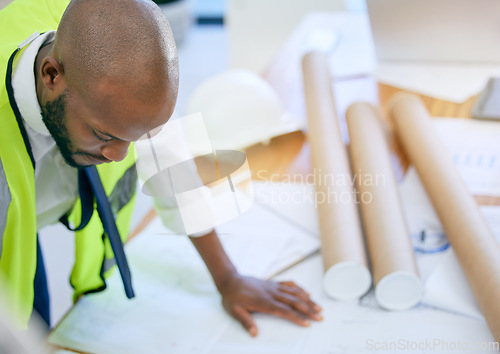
[191,230,322,336]
[35,19,322,337]
[36,43,168,166]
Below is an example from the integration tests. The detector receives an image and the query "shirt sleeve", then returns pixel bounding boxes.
[134,117,214,237]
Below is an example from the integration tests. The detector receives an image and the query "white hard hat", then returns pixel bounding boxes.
[183,69,303,155]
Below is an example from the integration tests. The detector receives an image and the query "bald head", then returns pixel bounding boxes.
[55,0,178,111]
[36,0,180,167]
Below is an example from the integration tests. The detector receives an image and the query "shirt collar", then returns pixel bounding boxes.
[11,31,56,136]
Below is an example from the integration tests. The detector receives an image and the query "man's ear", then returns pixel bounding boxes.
[40,57,65,91]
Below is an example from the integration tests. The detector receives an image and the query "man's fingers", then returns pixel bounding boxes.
[278,282,322,312]
[279,281,302,290]
[278,283,309,300]
[231,305,258,337]
[273,293,323,321]
[264,300,311,327]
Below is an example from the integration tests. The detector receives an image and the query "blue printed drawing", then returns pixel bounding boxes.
[411,230,450,254]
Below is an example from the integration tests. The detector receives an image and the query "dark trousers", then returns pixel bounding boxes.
[33,237,50,328]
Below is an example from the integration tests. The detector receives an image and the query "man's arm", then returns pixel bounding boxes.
[190,230,322,337]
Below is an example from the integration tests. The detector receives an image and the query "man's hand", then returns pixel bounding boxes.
[189,230,322,337]
[218,275,322,337]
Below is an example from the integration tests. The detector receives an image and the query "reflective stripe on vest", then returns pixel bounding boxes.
[0,156,11,254]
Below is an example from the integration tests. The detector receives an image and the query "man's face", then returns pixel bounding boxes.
[41,83,174,168]
[41,91,108,168]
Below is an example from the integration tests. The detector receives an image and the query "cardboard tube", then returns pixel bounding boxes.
[346,102,423,310]
[390,94,500,340]
[302,51,371,300]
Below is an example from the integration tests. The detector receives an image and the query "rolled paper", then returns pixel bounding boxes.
[390,94,500,340]
[346,102,423,310]
[302,51,371,300]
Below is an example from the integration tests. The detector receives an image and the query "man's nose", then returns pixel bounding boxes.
[101,140,131,162]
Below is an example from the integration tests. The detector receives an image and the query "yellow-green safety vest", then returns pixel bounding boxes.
[0,0,138,327]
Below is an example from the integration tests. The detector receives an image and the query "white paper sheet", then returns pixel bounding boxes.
[210,255,496,354]
[421,206,500,320]
[49,184,321,353]
[398,152,500,321]
[49,233,231,354]
[435,118,500,196]
[265,13,376,123]
[400,119,500,202]
[217,199,320,278]
[131,189,320,280]
[251,182,320,236]
[373,62,500,103]
[396,118,500,281]
[234,182,322,276]
[399,167,443,238]
[49,174,497,353]
[403,117,500,199]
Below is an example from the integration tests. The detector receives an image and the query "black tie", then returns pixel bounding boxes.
[61,166,135,299]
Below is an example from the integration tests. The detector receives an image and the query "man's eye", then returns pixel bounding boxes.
[93,130,112,142]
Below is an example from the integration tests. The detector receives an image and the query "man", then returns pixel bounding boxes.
[0,0,322,337]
